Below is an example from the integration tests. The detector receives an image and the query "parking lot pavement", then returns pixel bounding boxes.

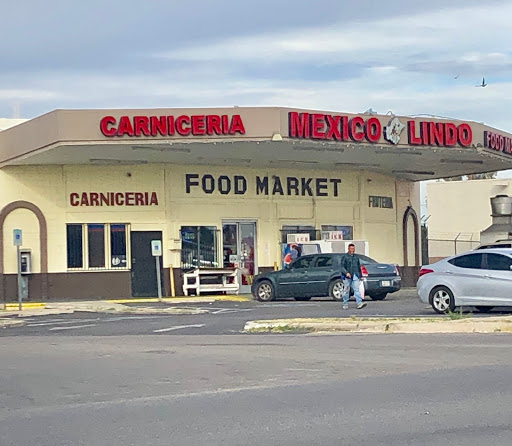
[3,289,512,337]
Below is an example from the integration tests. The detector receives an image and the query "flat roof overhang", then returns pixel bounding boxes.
[5,139,512,181]
[1,107,512,181]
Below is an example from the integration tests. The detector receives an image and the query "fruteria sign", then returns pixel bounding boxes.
[288,112,473,147]
[100,114,246,137]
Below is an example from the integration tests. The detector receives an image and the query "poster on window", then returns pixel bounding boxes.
[282,243,303,268]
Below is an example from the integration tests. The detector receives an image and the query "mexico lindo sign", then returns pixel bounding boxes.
[288,112,473,147]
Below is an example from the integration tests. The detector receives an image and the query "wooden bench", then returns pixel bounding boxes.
[182,267,239,296]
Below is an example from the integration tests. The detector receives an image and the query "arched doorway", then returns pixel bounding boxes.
[402,205,420,267]
[0,201,48,302]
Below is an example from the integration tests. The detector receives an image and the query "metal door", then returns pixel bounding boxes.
[130,231,163,297]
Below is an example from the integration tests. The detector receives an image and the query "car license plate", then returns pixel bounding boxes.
[381,280,391,287]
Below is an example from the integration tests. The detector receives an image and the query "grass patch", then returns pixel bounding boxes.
[245,324,314,334]
[447,307,472,320]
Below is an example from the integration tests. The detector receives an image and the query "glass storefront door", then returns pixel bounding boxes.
[222,221,257,294]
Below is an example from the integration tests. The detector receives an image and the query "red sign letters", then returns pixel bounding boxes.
[70,192,159,207]
[288,112,473,148]
[100,114,246,137]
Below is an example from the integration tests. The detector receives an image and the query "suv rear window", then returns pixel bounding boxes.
[448,253,484,269]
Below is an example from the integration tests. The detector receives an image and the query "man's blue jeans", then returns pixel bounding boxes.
[342,274,363,305]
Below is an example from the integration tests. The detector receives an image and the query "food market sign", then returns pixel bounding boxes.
[185,174,342,197]
[288,112,473,147]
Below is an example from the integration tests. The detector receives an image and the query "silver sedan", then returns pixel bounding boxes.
[417,248,512,314]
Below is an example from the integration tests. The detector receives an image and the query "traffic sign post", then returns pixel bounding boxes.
[13,229,23,311]
[151,240,163,302]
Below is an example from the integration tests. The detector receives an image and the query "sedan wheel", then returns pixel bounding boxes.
[431,286,455,314]
[329,279,345,302]
[255,281,275,302]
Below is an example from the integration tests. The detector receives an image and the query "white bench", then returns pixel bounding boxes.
[182,267,239,296]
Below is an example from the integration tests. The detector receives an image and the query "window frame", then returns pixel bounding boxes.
[321,225,354,240]
[180,225,220,270]
[281,225,317,244]
[66,223,130,271]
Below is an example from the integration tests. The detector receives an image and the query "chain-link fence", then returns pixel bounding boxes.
[428,233,480,263]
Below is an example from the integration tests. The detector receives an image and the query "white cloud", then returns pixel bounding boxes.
[2,0,512,136]
[154,2,512,68]
[0,89,58,101]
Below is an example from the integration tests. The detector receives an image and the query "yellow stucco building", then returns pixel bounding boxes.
[1,107,510,300]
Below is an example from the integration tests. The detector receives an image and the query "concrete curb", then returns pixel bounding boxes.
[1,303,209,318]
[43,302,209,315]
[244,316,512,334]
[4,303,46,310]
[0,318,27,328]
[108,295,252,304]
[1,294,251,312]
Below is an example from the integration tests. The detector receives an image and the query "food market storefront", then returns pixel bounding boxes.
[1,107,511,300]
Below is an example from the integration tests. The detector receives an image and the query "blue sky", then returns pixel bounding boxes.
[1,0,512,132]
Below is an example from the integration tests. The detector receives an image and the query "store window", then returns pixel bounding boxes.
[67,225,83,269]
[66,223,129,270]
[181,226,219,270]
[281,225,317,243]
[111,224,128,268]
[321,225,353,240]
[369,196,393,209]
[88,224,105,268]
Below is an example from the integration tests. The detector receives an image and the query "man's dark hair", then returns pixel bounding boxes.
[348,243,355,248]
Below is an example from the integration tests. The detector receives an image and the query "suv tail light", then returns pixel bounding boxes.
[418,268,434,277]
[394,264,400,275]
[360,265,369,277]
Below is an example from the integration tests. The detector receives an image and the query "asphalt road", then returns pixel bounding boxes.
[2,333,512,445]
[3,291,512,337]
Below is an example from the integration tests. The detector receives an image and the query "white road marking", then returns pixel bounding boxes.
[258,303,319,308]
[27,319,98,327]
[211,308,254,314]
[102,315,173,322]
[49,324,97,331]
[153,324,205,333]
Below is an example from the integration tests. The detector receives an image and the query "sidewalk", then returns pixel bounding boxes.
[244,316,512,334]
[0,294,253,318]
